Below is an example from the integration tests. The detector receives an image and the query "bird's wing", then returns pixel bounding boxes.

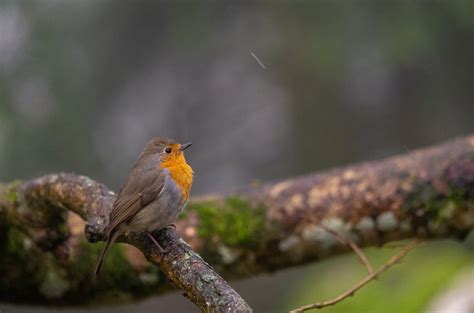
[105,168,166,237]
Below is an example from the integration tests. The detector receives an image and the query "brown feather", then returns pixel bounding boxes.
[94,136,192,277]
[105,168,166,236]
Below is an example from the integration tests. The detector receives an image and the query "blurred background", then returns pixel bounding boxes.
[0,1,473,312]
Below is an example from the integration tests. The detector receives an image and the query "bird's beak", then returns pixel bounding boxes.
[179,142,192,151]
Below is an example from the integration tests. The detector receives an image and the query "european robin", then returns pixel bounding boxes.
[94,137,193,276]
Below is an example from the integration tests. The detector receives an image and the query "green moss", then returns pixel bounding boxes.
[189,197,266,248]
[57,220,69,237]
[74,239,163,302]
[3,180,22,204]
[406,184,470,224]
[38,258,71,299]
[6,228,26,256]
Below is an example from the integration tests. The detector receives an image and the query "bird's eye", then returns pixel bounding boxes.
[165,147,172,154]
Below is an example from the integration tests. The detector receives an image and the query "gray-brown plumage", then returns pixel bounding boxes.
[94,137,193,277]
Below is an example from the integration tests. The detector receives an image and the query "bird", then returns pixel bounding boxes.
[94,137,194,277]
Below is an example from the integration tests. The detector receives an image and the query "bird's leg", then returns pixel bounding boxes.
[146,232,168,256]
[146,231,179,256]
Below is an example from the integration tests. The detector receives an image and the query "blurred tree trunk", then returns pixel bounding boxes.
[0,135,472,306]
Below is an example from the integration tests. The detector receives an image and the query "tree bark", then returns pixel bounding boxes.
[0,175,251,312]
[0,135,473,306]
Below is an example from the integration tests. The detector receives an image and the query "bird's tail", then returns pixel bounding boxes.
[94,231,119,278]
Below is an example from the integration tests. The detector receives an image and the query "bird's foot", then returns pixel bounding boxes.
[146,232,179,258]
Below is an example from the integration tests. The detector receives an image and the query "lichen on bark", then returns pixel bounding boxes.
[0,135,472,308]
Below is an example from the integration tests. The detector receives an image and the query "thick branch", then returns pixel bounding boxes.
[1,177,251,311]
[0,135,472,306]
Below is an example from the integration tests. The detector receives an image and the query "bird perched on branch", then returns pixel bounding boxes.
[94,137,193,276]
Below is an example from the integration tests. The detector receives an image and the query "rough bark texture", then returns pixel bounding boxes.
[0,135,473,306]
[0,177,251,312]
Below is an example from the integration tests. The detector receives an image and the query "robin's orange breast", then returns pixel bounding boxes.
[160,153,194,200]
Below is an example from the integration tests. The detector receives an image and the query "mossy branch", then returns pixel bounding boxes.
[0,135,473,307]
[0,177,252,311]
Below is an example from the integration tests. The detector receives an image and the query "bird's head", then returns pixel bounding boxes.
[142,137,192,168]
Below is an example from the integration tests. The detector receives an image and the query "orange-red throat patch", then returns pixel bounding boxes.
[160,147,193,200]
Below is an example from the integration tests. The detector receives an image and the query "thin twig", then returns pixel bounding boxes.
[290,240,422,313]
[321,198,374,275]
[250,52,267,69]
[318,223,374,275]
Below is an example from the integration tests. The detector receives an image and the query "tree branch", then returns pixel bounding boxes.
[0,135,472,306]
[0,175,251,312]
